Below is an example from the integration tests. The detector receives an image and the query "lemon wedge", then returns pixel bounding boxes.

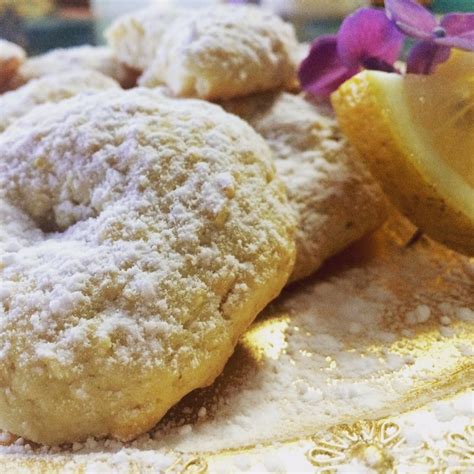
[331,51,474,255]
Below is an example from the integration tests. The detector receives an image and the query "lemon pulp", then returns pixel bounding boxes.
[405,52,474,187]
[331,51,474,255]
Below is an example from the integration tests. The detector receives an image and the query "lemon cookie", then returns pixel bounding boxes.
[9,45,138,90]
[223,92,388,282]
[105,6,188,73]
[0,40,26,93]
[0,88,295,445]
[107,5,299,100]
[0,70,119,133]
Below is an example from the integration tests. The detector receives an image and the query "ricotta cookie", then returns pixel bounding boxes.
[107,5,299,100]
[105,6,188,72]
[0,89,295,445]
[0,40,26,93]
[223,92,388,282]
[0,70,119,133]
[9,45,138,89]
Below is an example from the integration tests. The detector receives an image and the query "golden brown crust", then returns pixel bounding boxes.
[0,40,26,93]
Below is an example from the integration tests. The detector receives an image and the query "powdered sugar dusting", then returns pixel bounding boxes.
[107,5,300,100]
[146,217,473,452]
[0,69,119,133]
[223,91,388,281]
[0,87,295,444]
[106,7,189,72]
[0,217,472,469]
[10,45,137,89]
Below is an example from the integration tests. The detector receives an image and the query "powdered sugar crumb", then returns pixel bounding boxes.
[405,304,431,325]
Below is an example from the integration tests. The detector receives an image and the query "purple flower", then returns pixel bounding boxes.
[299,8,404,97]
[385,0,474,73]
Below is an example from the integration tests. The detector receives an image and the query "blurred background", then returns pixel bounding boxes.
[0,0,472,56]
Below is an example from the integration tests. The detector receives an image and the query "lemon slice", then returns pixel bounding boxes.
[331,52,474,255]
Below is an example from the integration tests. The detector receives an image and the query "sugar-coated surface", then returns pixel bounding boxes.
[0,88,296,444]
[155,218,472,452]
[106,7,188,72]
[0,217,472,472]
[223,92,388,281]
[9,45,138,90]
[0,70,120,133]
[107,5,300,100]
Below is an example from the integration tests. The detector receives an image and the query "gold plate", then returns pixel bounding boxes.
[1,213,473,472]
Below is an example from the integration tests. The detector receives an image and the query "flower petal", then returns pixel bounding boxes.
[337,8,405,67]
[441,13,474,36]
[437,13,474,51]
[385,0,436,40]
[407,41,451,74]
[299,35,358,97]
[361,57,398,73]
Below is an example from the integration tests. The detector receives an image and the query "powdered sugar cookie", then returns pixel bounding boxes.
[0,88,295,445]
[107,5,299,100]
[0,70,119,133]
[0,40,25,93]
[105,6,188,73]
[223,92,388,282]
[9,45,138,90]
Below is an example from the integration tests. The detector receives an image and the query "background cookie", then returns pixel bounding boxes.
[106,6,188,72]
[223,92,388,282]
[8,46,138,90]
[107,5,299,100]
[0,89,295,445]
[0,70,119,133]
[0,40,26,93]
